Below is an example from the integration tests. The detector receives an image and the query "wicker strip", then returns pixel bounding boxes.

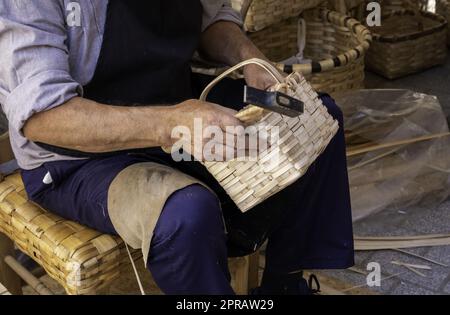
[0,173,142,295]
[366,10,447,79]
[231,0,325,32]
[436,0,450,46]
[200,58,339,212]
[248,8,372,95]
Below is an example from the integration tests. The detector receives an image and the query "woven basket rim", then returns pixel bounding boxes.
[274,8,372,75]
[369,10,448,43]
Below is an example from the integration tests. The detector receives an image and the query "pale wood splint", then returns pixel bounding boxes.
[0,132,259,295]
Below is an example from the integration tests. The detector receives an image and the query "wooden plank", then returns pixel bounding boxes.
[228,250,260,295]
[247,251,260,291]
[346,132,450,157]
[229,256,250,295]
[354,234,450,251]
[393,249,448,267]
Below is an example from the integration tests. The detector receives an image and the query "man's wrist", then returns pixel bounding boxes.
[141,105,176,147]
[237,40,268,63]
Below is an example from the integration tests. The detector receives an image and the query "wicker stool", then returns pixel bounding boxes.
[0,132,259,295]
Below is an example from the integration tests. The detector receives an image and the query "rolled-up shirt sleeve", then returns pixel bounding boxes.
[201,0,243,31]
[0,0,82,135]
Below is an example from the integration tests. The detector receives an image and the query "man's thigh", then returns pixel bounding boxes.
[22,155,148,234]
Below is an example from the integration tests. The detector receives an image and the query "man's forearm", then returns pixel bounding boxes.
[199,21,267,66]
[22,22,270,154]
[23,97,174,153]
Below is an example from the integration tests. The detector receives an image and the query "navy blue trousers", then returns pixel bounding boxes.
[21,91,354,295]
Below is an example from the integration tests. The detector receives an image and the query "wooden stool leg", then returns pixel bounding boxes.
[247,251,260,292]
[229,250,260,295]
[0,233,23,295]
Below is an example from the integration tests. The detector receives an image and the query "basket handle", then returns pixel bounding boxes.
[199,58,284,101]
[334,0,348,14]
[239,0,254,22]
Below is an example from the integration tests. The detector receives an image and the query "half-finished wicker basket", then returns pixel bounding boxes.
[200,59,339,212]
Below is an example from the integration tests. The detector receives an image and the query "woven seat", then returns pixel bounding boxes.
[0,172,140,294]
[0,133,258,295]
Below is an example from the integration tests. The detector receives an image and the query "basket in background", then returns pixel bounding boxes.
[327,0,367,20]
[333,0,433,21]
[248,8,371,95]
[231,0,326,32]
[366,9,447,79]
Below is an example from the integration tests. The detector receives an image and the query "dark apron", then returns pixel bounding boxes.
[35,0,282,256]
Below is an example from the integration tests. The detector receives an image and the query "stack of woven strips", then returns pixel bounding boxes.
[202,64,339,212]
[437,0,450,46]
[248,8,371,95]
[366,9,447,79]
[0,173,141,295]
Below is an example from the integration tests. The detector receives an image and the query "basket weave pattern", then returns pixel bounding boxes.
[0,173,140,294]
[249,9,371,94]
[201,60,339,212]
[366,10,447,79]
[231,0,325,32]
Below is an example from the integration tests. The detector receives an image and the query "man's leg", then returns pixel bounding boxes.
[147,184,234,294]
[260,94,354,292]
[22,157,233,294]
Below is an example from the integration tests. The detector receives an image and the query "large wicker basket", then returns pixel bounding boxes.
[248,8,372,95]
[231,0,325,32]
[197,59,339,212]
[366,10,447,79]
[437,0,450,46]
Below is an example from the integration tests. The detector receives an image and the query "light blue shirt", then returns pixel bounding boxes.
[0,0,242,170]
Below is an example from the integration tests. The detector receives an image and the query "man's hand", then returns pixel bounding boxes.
[243,63,280,91]
[166,99,245,161]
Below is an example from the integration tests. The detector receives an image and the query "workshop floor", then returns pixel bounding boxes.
[316,57,450,295]
[11,57,450,296]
